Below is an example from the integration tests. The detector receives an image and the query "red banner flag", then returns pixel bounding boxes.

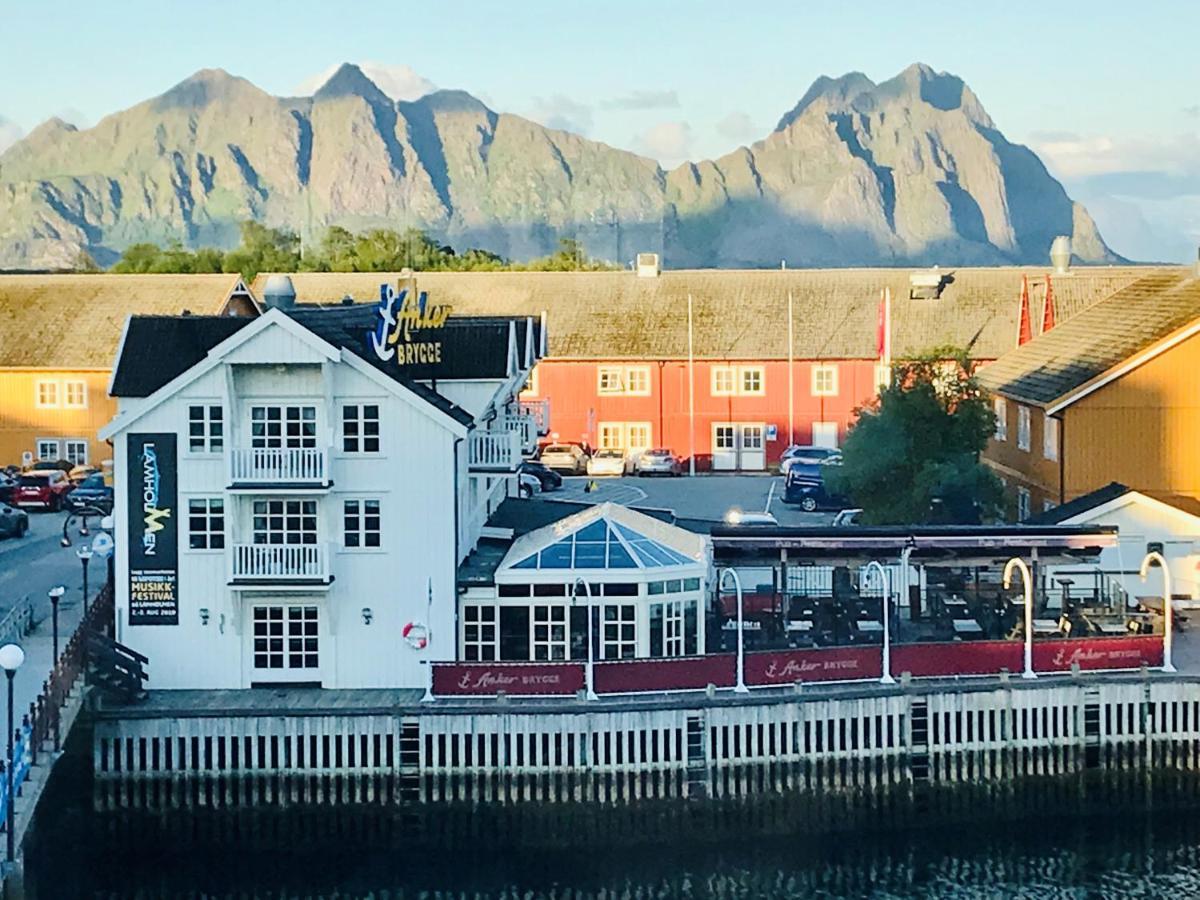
[1042,273,1056,333]
[1017,275,1033,346]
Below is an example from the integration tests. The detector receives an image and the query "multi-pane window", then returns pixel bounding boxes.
[187,498,225,550]
[711,367,736,396]
[63,381,87,409]
[36,440,58,461]
[253,606,319,670]
[188,405,224,453]
[811,365,839,397]
[603,604,636,659]
[740,367,764,395]
[343,499,381,548]
[598,366,625,394]
[598,365,650,396]
[35,381,59,408]
[64,440,87,465]
[1017,405,1031,451]
[650,600,685,657]
[250,405,316,449]
[993,398,1007,441]
[624,367,650,395]
[1043,415,1059,461]
[252,499,318,545]
[712,365,765,396]
[342,404,380,453]
[531,604,568,661]
[1017,487,1031,522]
[463,605,498,661]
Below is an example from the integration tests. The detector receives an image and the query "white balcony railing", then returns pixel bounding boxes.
[502,413,538,454]
[469,429,521,472]
[519,398,551,436]
[229,542,332,584]
[228,447,329,487]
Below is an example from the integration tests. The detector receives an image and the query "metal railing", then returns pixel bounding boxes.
[229,543,331,582]
[468,429,521,472]
[228,447,328,485]
[0,596,33,648]
[518,398,551,436]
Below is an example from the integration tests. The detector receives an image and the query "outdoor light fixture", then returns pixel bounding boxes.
[361,607,373,625]
[48,585,65,602]
[0,642,24,865]
[199,608,210,626]
[724,508,743,525]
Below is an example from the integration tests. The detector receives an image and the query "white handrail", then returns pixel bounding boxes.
[469,430,520,470]
[229,448,328,484]
[230,543,330,580]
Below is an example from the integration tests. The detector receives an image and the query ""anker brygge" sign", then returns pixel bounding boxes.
[368,284,451,367]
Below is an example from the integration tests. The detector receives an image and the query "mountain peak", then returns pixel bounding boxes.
[155,68,260,111]
[313,63,392,106]
[776,71,875,131]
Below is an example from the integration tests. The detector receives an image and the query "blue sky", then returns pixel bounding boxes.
[2,0,1198,259]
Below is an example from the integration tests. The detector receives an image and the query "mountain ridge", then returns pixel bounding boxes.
[0,62,1120,269]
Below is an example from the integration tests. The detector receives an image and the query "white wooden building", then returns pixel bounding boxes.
[101,277,545,690]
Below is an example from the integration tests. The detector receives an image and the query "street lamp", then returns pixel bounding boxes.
[59,505,110,549]
[1003,557,1036,679]
[572,578,598,700]
[76,546,94,614]
[719,568,749,693]
[1140,551,1176,674]
[864,561,895,685]
[47,584,65,751]
[0,642,24,866]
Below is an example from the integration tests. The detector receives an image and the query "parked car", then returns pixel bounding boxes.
[779,445,842,475]
[66,473,114,513]
[724,509,779,526]
[68,464,101,483]
[519,460,563,492]
[538,443,589,474]
[517,472,542,499]
[0,504,28,539]
[28,458,74,474]
[783,465,850,512]
[636,448,682,477]
[586,449,627,477]
[0,473,16,505]
[13,470,74,510]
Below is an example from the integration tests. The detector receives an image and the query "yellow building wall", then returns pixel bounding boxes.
[983,397,1062,518]
[0,369,116,467]
[1064,330,1200,500]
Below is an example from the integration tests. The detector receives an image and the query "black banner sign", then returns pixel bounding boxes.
[126,433,179,625]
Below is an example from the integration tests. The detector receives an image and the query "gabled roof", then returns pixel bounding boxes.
[109,315,253,397]
[1029,482,1200,525]
[977,269,1200,408]
[254,267,1158,361]
[0,273,250,368]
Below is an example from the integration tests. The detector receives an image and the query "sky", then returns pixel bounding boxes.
[1,0,1198,261]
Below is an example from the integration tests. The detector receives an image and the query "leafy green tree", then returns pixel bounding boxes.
[826,349,1004,525]
[222,222,300,280]
[112,243,169,273]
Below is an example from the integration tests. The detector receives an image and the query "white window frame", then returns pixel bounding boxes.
[187,403,225,454]
[63,439,88,465]
[598,365,650,396]
[1017,487,1031,522]
[63,380,87,409]
[811,421,839,449]
[739,366,765,396]
[252,498,318,546]
[34,380,59,409]
[250,404,318,450]
[341,403,381,454]
[623,366,650,396]
[993,398,1008,442]
[342,497,382,550]
[597,366,625,395]
[462,605,498,661]
[187,497,225,551]
[811,365,839,397]
[252,605,319,671]
[711,366,737,397]
[598,422,625,451]
[1017,405,1031,452]
[602,603,637,660]
[651,599,685,658]
[35,439,59,461]
[874,364,892,391]
[531,603,569,661]
[712,365,764,397]
[1043,415,1059,461]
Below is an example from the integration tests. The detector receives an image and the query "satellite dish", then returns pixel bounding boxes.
[91,532,115,559]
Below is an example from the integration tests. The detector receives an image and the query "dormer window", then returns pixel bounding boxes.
[909,267,948,300]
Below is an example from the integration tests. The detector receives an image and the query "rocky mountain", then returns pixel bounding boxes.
[0,63,1118,269]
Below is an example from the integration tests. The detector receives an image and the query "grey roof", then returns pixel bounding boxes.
[1027,483,1132,524]
[977,270,1200,406]
[110,316,251,397]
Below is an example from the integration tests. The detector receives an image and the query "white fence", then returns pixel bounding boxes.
[228,448,328,485]
[229,543,330,582]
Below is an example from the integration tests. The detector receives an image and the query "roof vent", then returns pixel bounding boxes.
[1050,235,1071,274]
[262,274,297,310]
[636,252,661,278]
[340,294,355,306]
[908,266,946,299]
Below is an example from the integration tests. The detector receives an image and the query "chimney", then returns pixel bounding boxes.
[1050,235,1071,275]
[636,252,661,278]
[262,274,297,310]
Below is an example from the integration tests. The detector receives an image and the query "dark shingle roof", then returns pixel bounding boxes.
[977,270,1200,406]
[1027,482,1131,524]
[109,316,251,396]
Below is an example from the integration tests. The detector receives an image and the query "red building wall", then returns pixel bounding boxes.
[526,358,883,469]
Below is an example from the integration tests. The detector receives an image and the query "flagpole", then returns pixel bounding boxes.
[421,577,435,703]
[787,291,795,446]
[687,292,696,477]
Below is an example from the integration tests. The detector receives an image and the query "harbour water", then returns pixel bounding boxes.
[19,727,1200,898]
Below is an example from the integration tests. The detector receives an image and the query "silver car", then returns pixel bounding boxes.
[636,448,681,477]
[0,504,29,539]
[538,443,588,474]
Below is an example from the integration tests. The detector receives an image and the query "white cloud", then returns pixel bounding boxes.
[1028,130,1200,180]
[634,121,694,167]
[529,94,593,135]
[0,116,23,153]
[54,107,90,129]
[293,62,436,101]
[601,90,679,110]
[715,111,761,144]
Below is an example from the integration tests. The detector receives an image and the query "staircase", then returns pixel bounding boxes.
[86,634,149,703]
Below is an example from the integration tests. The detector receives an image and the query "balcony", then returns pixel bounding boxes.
[519,398,551,436]
[227,447,331,490]
[228,542,333,588]
[502,413,538,454]
[469,429,522,473]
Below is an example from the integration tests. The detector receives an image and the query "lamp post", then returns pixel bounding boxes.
[1003,558,1036,679]
[0,642,25,866]
[48,585,64,751]
[865,561,895,685]
[59,505,110,549]
[76,546,94,614]
[572,578,598,700]
[719,568,748,693]
[1140,551,1175,673]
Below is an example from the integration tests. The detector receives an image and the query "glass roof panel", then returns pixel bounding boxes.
[607,543,637,568]
[573,542,607,568]
[512,553,538,569]
[539,543,573,568]
[576,520,608,542]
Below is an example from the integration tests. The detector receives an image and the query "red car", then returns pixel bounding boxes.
[14,471,74,510]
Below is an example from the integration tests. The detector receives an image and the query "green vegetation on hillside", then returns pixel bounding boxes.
[110,223,615,280]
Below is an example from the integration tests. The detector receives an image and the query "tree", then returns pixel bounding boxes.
[222,222,300,280]
[825,349,1004,525]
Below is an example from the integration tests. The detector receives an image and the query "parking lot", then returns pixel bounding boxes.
[550,473,835,526]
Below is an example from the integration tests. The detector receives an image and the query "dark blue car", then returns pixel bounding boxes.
[66,474,114,513]
[782,463,849,512]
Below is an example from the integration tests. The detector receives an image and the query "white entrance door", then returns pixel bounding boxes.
[812,421,839,449]
[249,604,322,685]
[712,424,737,471]
[738,424,766,470]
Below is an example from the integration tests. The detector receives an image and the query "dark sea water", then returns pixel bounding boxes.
[23,735,1200,898]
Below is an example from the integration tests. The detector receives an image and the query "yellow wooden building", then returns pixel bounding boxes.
[979,267,1200,519]
[0,274,256,469]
